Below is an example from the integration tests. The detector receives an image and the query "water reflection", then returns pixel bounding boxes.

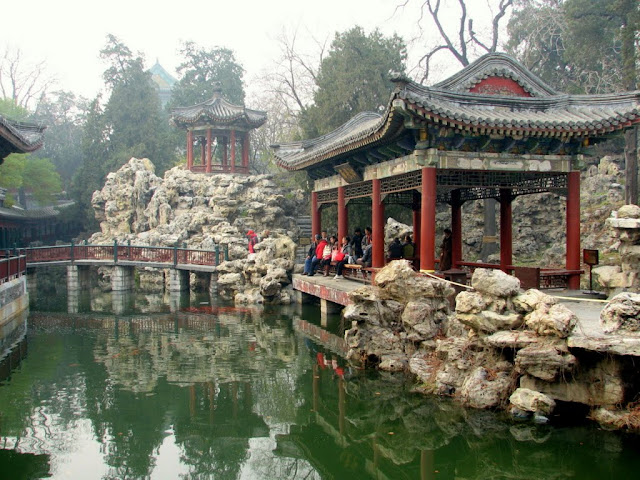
[0,291,638,479]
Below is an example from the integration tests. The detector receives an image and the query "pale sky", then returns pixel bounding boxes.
[2,0,502,103]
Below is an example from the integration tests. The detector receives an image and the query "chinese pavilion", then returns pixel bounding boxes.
[170,85,267,175]
[272,53,640,288]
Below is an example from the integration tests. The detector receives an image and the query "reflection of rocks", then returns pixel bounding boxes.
[92,309,299,393]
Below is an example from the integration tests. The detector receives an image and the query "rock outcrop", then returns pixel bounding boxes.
[89,158,305,303]
[594,204,640,296]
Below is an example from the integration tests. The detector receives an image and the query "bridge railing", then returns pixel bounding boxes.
[0,254,26,284]
[24,243,228,267]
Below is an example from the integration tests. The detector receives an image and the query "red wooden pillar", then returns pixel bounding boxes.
[451,190,462,268]
[371,179,385,268]
[230,130,236,173]
[337,186,348,243]
[242,132,249,171]
[412,208,421,260]
[499,189,513,273]
[420,168,437,271]
[222,136,228,170]
[311,192,321,237]
[566,171,581,289]
[200,137,206,166]
[187,130,193,170]
[206,128,212,173]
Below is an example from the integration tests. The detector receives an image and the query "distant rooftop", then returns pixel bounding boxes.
[149,60,177,90]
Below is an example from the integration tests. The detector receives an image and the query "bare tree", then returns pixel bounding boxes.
[0,46,56,111]
[397,0,513,83]
[262,28,328,119]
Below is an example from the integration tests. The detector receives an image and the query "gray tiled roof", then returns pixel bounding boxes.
[273,53,640,171]
[170,90,267,130]
[0,114,46,159]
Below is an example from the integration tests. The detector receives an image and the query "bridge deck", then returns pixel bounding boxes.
[292,273,362,307]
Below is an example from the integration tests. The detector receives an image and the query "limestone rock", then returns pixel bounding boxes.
[402,301,446,339]
[520,357,624,406]
[525,302,577,338]
[458,367,514,409]
[379,354,408,372]
[509,388,556,415]
[456,310,523,333]
[374,261,455,301]
[514,343,577,381]
[600,292,640,333]
[455,291,487,315]
[513,289,556,314]
[471,268,521,298]
[484,330,541,349]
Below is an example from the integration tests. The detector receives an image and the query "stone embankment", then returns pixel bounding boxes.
[344,261,640,431]
[89,157,305,304]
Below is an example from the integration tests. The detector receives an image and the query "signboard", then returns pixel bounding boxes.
[583,249,599,266]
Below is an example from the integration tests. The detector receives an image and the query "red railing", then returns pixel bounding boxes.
[24,243,227,268]
[455,261,583,290]
[0,254,26,284]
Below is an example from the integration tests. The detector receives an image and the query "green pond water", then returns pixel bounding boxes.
[1,288,639,479]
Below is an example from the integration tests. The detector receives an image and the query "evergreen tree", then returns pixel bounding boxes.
[300,26,406,137]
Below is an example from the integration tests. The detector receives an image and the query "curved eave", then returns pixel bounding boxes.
[397,86,640,138]
[170,96,267,130]
[274,111,406,172]
[0,116,46,157]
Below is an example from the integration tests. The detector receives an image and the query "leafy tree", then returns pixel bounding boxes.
[168,42,245,109]
[70,35,177,233]
[300,26,407,137]
[0,98,30,121]
[507,0,638,94]
[31,90,88,190]
[0,153,62,207]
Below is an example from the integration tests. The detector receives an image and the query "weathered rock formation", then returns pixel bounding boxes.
[594,204,640,296]
[344,265,640,428]
[89,158,305,303]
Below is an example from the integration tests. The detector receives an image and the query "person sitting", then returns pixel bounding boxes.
[334,236,352,279]
[310,234,327,275]
[356,241,372,268]
[320,235,337,276]
[350,228,363,260]
[402,234,415,259]
[388,237,403,260]
[302,235,317,275]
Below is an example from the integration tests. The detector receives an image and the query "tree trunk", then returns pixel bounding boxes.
[625,126,638,206]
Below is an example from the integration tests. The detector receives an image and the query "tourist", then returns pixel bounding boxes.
[439,228,452,271]
[402,234,415,259]
[350,227,364,259]
[310,234,328,275]
[320,235,337,276]
[302,235,317,275]
[247,230,258,253]
[356,240,372,268]
[362,226,372,249]
[388,237,403,260]
[333,236,352,279]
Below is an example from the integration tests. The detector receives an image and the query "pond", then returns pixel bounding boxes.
[0,288,639,479]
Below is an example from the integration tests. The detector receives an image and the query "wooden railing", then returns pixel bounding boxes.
[0,254,26,284]
[455,261,583,290]
[22,242,228,268]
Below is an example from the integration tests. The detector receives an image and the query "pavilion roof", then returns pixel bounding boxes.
[170,88,267,131]
[273,53,640,172]
[0,114,46,160]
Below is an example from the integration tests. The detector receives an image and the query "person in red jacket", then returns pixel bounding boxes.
[247,230,258,253]
[310,234,328,275]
